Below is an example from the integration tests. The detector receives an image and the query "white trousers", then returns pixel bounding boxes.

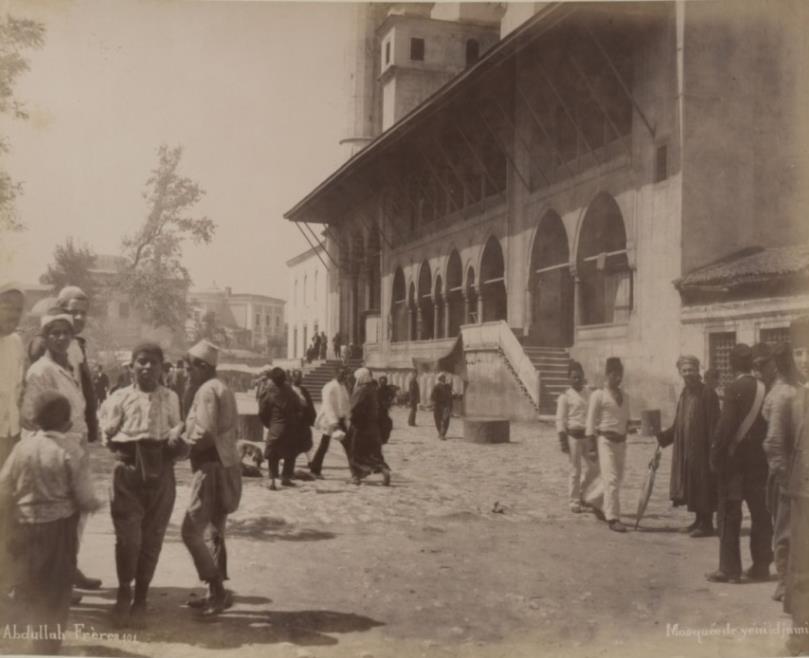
[568,437,603,508]
[597,436,627,522]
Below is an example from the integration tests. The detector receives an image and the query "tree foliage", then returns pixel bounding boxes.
[0,15,46,232]
[40,238,98,302]
[117,144,215,330]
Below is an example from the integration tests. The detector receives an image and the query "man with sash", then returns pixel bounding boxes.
[707,343,773,583]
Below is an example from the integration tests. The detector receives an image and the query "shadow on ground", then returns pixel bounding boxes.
[160,515,336,544]
[68,589,385,650]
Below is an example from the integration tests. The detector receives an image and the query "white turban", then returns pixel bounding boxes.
[354,367,373,386]
[188,339,219,367]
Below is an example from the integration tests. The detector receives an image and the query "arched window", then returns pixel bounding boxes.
[391,267,407,342]
[529,210,573,346]
[480,236,507,322]
[446,250,464,336]
[408,281,417,341]
[417,261,434,340]
[577,193,632,325]
[465,39,480,67]
[434,275,444,339]
[466,267,478,324]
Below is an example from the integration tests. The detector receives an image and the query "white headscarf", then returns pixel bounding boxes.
[354,367,373,386]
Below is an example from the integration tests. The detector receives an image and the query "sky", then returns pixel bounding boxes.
[0,0,354,300]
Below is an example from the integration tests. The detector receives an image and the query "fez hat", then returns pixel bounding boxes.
[188,339,219,367]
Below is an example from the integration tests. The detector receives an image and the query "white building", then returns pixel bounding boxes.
[287,244,330,359]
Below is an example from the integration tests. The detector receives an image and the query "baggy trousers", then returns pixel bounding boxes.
[408,403,418,426]
[110,458,176,597]
[597,436,626,522]
[182,462,242,583]
[716,452,773,578]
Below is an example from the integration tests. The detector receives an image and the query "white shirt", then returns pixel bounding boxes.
[100,384,181,443]
[0,333,24,437]
[22,352,88,447]
[316,378,350,433]
[555,386,590,433]
[586,388,630,437]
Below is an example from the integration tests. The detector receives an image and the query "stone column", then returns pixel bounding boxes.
[433,297,441,339]
[477,287,484,324]
[443,298,451,337]
[463,291,470,325]
[416,305,424,341]
[570,265,581,329]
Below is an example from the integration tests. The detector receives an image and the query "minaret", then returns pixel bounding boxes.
[339,3,389,159]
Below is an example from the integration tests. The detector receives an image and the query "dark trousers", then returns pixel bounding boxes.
[788,495,809,648]
[433,405,450,437]
[11,513,78,655]
[181,462,241,583]
[717,458,773,577]
[110,459,176,601]
[267,446,295,480]
[408,403,417,426]
[310,433,351,475]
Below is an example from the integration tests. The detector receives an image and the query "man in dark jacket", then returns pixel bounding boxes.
[431,373,453,440]
[407,369,420,427]
[706,343,773,583]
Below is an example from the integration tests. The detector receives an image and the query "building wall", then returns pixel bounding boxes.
[681,1,809,273]
[287,250,329,359]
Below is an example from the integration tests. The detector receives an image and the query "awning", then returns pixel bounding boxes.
[412,335,467,381]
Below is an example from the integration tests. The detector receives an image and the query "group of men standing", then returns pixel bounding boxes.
[556,317,809,655]
[0,282,245,654]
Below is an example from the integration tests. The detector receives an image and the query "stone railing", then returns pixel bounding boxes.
[461,320,541,413]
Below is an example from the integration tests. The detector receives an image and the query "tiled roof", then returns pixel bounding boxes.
[676,244,809,290]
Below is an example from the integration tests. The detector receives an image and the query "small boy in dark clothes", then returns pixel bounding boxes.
[0,391,101,655]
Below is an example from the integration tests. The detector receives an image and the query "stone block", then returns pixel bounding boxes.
[463,417,510,443]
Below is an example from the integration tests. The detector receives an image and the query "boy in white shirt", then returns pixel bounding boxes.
[100,342,186,629]
[586,357,630,533]
[556,360,602,514]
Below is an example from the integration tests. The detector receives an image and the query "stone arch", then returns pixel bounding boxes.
[391,266,407,342]
[446,249,464,337]
[479,235,507,322]
[527,210,574,346]
[576,192,632,326]
[417,260,434,340]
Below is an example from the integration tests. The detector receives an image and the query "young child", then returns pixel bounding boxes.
[586,357,631,533]
[100,342,185,629]
[0,391,101,655]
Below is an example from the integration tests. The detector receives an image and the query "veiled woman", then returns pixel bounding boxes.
[347,368,390,486]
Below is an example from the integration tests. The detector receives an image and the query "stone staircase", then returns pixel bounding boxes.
[520,345,570,415]
[302,358,363,402]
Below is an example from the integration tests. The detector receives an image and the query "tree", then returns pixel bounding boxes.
[117,144,215,330]
[0,15,46,232]
[40,238,98,302]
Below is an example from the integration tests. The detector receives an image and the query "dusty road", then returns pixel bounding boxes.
[1,407,795,658]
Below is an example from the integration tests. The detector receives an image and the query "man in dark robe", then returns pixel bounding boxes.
[377,375,396,445]
[348,368,390,486]
[657,355,720,537]
[706,343,773,584]
[407,369,420,427]
[430,373,453,440]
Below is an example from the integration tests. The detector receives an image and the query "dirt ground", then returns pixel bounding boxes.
[0,406,797,658]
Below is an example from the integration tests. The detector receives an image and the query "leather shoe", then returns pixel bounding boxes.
[705,570,741,584]
[608,520,627,533]
[74,569,102,590]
